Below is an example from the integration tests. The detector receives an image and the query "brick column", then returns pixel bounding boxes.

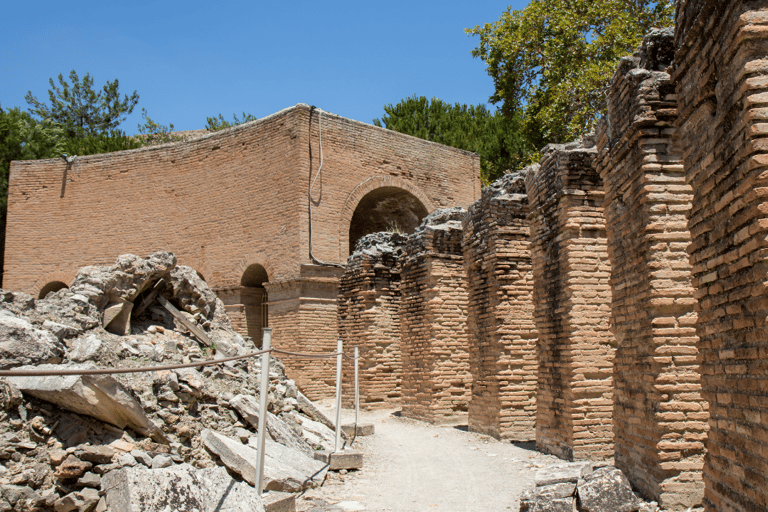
[596,28,707,509]
[526,139,615,461]
[400,208,472,424]
[337,233,406,407]
[674,2,768,510]
[265,264,344,400]
[462,171,537,441]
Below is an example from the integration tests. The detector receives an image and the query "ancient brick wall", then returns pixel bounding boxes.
[400,208,472,424]
[674,2,768,510]
[5,104,479,399]
[525,139,615,461]
[596,28,707,509]
[462,172,537,441]
[337,233,406,407]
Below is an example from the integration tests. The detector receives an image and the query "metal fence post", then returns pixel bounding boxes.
[334,337,343,453]
[256,327,272,494]
[354,346,359,435]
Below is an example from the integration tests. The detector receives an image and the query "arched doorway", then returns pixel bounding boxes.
[348,186,429,253]
[241,264,269,347]
[38,281,69,299]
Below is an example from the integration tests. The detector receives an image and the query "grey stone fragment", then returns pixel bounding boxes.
[0,310,63,370]
[43,320,82,341]
[130,450,151,467]
[577,466,642,512]
[117,454,137,467]
[312,449,363,470]
[7,364,166,442]
[102,463,265,512]
[520,483,576,512]
[75,445,116,465]
[296,391,341,436]
[535,462,591,486]
[77,472,101,488]
[230,394,314,456]
[54,489,99,512]
[150,454,173,469]
[67,335,103,363]
[1,485,44,508]
[103,300,133,336]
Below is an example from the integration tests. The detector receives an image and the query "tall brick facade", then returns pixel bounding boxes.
[462,172,537,441]
[337,233,406,407]
[400,209,472,424]
[596,29,707,509]
[5,104,480,398]
[526,140,615,461]
[674,2,768,510]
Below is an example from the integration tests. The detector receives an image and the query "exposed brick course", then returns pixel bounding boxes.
[674,2,768,510]
[526,140,615,461]
[596,28,707,509]
[400,208,472,424]
[461,172,537,441]
[338,233,406,407]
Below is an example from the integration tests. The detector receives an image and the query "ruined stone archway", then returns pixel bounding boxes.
[38,281,69,299]
[348,187,429,254]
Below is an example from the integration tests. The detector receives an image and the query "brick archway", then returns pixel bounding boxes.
[338,176,435,261]
[31,270,78,299]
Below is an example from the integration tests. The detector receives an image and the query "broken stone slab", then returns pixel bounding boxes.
[7,364,167,443]
[296,391,345,438]
[312,449,363,471]
[577,466,642,512]
[103,299,133,336]
[54,488,100,512]
[54,454,92,480]
[535,461,592,486]
[203,430,325,492]
[230,394,314,456]
[519,482,576,512]
[262,491,296,512]
[67,334,103,363]
[102,463,265,512]
[0,310,64,370]
[299,416,337,450]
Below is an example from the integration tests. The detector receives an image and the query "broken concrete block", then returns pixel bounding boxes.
[103,299,133,336]
[102,463,264,512]
[262,491,295,512]
[7,364,166,443]
[67,335,103,363]
[312,449,363,470]
[535,461,591,486]
[296,391,341,435]
[230,394,314,456]
[0,310,63,370]
[577,466,642,512]
[299,416,337,450]
[203,430,325,492]
[519,482,576,512]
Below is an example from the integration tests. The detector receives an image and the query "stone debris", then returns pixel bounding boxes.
[0,252,353,511]
[520,465,655,512]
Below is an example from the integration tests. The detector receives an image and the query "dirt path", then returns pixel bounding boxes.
[297,404,563,512]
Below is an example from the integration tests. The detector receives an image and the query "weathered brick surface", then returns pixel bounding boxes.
[526,140,615,461]
[596,28,707,509]
[338,233,406,407]
[674,3,768,510]
[400,208,472,424]
[5,104,480,399]
[461,172,537,441]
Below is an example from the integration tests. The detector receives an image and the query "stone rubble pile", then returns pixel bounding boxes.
[0,252,342,512]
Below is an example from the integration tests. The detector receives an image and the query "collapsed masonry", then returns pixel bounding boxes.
[338,4,768,509]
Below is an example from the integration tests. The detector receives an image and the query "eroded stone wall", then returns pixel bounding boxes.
[338,233,406,407]
[526,139,615,461]
[400,208,472,424]
[462,172,537,441]
[674,2,768,510]
[596,28,707,509]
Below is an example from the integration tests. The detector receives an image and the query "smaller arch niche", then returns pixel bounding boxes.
[349,186,429,253]
[241,264,269,347]
[38,281,69,299]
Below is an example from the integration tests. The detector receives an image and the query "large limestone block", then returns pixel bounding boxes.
[577,467,641,512]
[102,463,264,512]
[0,310,63,370]
[230,394,314,456]
[7,364,165,442]
[203,430,325,492]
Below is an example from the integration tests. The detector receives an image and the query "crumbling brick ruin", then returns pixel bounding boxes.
[337,233,405,406]
[399,208,472,424]
[525,139,615,461]
[4,104,480,399]
[462,172,537,441]
[674,1,768,510]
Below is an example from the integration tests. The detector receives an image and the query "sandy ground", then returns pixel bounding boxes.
[296,403,563,512]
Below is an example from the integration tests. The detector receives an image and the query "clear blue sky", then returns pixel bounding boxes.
[1,1,528,135]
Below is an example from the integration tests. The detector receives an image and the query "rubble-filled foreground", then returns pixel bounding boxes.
[0,252,343,512]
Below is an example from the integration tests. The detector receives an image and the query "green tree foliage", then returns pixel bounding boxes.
[62,129,141,155]
[205,112,257,131]
[373,95,532,184]
[25,70,139,139]
[136,108,184,146]
[466,0,674,146]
